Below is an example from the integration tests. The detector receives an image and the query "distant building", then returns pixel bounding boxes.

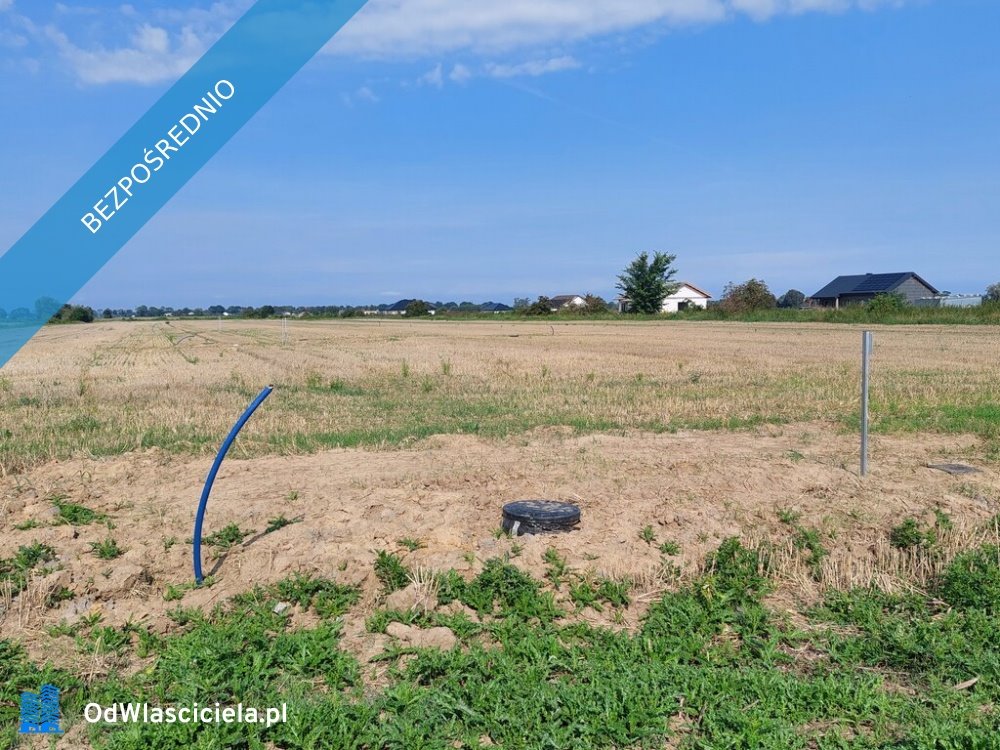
[617,282,712,313]
[384,299,436,316]
[915,294,983,308]
[809,272,938,308]
[480,302,513,313]
[549,295,586,312]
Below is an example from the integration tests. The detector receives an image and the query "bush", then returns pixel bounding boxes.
[777,289,805,308]
[719,279,776,314]
[48,304,96,324]
[704,537,770,600]
[563,294,611,315]
[522,296,553,316]
[867,292,907,316]
[889,518,932,549]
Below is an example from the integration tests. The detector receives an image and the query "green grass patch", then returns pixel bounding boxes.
[202,523,253,550]
[88,538,124,560]
[0,542,57,596]
[6,542,1000,748]
[52,498,107,526]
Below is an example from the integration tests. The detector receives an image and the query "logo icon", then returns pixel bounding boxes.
[19,684,62,734]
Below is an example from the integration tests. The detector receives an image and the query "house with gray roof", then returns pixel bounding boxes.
[809,272,938,308]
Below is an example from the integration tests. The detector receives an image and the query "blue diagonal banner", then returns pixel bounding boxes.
[0,0,368,368]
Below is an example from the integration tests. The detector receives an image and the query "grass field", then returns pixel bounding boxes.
[1,319,999,748]
[2,318,999,475]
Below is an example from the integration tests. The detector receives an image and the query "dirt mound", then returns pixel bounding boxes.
[2,424,997,667]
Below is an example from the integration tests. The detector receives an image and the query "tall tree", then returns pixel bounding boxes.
[405,300,431,317]
[986,283,1000,302]
[616,252,678,314]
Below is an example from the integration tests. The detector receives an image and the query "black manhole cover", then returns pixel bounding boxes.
[502,500,581,536]
[927,463,981,476]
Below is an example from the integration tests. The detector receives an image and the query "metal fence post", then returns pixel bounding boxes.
[861,331,873,476]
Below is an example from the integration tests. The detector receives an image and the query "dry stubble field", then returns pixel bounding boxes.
[2,319,1000,748]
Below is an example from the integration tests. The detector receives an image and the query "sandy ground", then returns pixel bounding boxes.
[2,424,998,673]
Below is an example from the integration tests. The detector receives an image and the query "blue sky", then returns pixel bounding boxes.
[1,0,998,307]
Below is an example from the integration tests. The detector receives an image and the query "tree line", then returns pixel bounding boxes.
[6,262,999,326]
[614,252,1000,315]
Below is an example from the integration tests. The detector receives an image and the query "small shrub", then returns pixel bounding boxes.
[889,518,932,549]
[867,292,907,317]
[659,541,681,556]
[639,525,657,545]
[939,544,1000,613]
[704,538,770,600]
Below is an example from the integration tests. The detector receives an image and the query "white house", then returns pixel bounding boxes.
[617,283,712,313]
[549,295,587,312]
[661,283,712,312]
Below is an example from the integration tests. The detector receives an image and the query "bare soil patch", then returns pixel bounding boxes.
[3,424,996,668]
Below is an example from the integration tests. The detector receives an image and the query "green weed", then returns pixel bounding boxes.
[52,498,106,526]
[88,538,124,560]
[890,518,934,549]
[374,550,411,593]
[265,515,297,534]
[0,542,57,595]
[659,540,680,556]
[203,523,252,550]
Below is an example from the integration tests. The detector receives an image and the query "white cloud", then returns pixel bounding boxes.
[327,0,912,58]
[356,85,380,102]
[418,62,444,88]
[449,63,472,84]
[485,55,580,79]
[0,29,27,48]
[7,0,915,85]
[21,1,246,85]
[44,22,206,84]
[341,84,381,106]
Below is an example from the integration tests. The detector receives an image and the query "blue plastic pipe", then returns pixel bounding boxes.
[193,385,273,584]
